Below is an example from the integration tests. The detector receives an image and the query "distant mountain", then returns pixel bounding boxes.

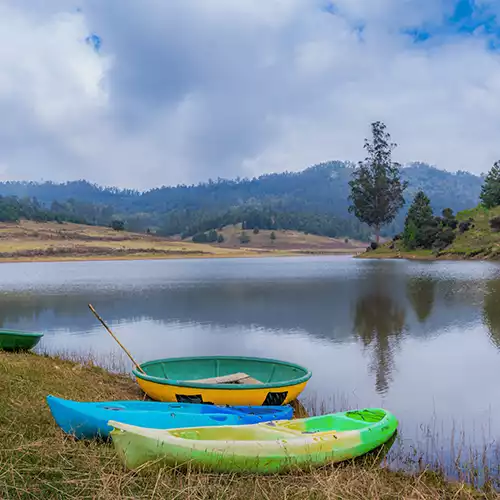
[0,162,484,239]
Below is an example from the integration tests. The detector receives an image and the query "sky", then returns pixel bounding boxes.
[1,0,500,189]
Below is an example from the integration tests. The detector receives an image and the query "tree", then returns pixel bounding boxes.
[207,229,218,242]
[480,161,500,208]
[402,190,456,251]
[192,232,208,243]
[253,227,260,234]
[441,208,457,230]
[406,191,433,226]
[217,233,224,243]
[403,191,433,249]
[111,219,125,231]
[348,121,408,242]
[270,231,276,242]
[407,277,436,323]
[442,208,454,219]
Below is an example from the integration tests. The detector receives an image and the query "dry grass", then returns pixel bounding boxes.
[0,351,495,499]
[0,221,365,263]
[217,224,366,252]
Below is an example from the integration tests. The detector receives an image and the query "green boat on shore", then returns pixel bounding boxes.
[0,329,44,351]
[110,408,398,473]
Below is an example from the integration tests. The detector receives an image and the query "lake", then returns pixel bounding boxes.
[2,255,500,479]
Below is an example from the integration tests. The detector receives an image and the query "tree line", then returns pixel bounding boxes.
[0,196,90,225]
[0,162,483,240]
[161,206,371,241]
[1,121,497,247]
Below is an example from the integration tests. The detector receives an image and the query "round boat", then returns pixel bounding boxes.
[132,356,312,406]
[0,329,43,351]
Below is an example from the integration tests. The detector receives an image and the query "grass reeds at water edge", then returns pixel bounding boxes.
[0,351,496,499]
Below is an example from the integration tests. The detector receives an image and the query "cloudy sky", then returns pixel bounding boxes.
[1,0,500,189]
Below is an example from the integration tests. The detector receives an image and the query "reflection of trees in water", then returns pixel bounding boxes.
[483,279,500,349]
[0,284,360,338]
[353,294,406,395]
[406,277,436,323]
[0,279,383,342]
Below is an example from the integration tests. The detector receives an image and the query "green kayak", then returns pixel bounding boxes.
[0,329,43,351]
[110,408,398,473]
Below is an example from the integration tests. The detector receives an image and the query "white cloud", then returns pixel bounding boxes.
[0,0,500,188]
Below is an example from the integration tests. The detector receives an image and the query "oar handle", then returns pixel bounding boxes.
[88,303,146,374]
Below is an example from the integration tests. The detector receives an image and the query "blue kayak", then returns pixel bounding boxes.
[46,395,294,440]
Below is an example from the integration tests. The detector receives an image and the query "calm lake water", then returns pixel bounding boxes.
[2,255,500,477]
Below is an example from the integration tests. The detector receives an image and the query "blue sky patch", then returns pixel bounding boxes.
[85,33,102,53]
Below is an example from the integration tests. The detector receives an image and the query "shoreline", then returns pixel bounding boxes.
[0,248,363,264]
[356,251,500,262]
[0,349,490,499]
[0,220,366,265]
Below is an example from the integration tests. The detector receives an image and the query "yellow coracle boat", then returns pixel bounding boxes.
[133,356,312,406]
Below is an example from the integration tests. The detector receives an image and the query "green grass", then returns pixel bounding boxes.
[444,206,500,259]
[359,205,500,261]
[357,240,435,260]
[0,350,495,499]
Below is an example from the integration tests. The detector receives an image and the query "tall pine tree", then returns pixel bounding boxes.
[480,161,500,209]
[348,121,408,243]
[403,190,433,250]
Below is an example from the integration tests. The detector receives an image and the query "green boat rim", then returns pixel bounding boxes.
[132,355,312,390]
[0,329,44,338]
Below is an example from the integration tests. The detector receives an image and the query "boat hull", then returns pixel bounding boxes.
[136,377,308,406]
[133,356,311,406]
[110,408,398,473]
[0,330,43,351]
[46,395,294,440]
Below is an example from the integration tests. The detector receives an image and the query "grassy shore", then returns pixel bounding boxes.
[0,221,365,263]
[358,206,500,262]
[0,351,493,499]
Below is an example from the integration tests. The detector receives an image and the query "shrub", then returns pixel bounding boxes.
[458,221,471,234]
[489,216,500,233]
[206,229,218,242]
[432,228,456,251]
[192,232,208,243]
[239,232,250,244]
[111,220,125,231]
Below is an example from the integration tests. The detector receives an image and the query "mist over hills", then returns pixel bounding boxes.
[0,161,484,240]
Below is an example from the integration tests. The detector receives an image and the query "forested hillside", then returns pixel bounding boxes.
[0,162,483,239]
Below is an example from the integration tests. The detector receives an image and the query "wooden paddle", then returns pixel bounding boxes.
[87,303,146,374]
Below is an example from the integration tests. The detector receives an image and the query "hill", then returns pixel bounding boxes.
[0,162,484,240]
[0,221,364,262]
[363,205,500,260]
[214,224,365,253]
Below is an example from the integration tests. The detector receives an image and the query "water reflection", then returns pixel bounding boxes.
[0,258,497,399]
[406,277,436,323]
[483,278,500,348]
[353,294,405,394]
[1,257,500,480]
[351,263,406,394]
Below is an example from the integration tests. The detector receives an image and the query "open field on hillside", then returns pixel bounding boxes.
[0,221,366,263]
[215,224,366,253]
